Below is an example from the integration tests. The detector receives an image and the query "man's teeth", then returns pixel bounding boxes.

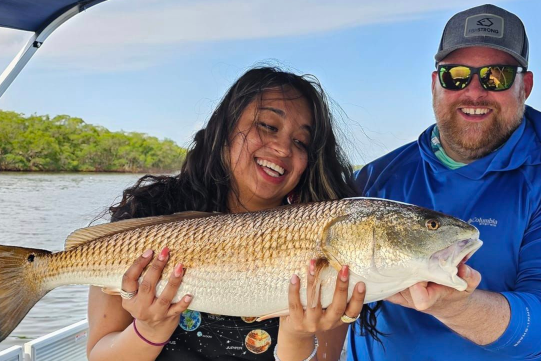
[256,159,285,176]
[461,108,489,115]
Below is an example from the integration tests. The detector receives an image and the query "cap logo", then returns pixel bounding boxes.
[464,14,504,38]
[476,18,493,27]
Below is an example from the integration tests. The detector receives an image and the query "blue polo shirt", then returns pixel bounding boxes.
[348,106,541,360]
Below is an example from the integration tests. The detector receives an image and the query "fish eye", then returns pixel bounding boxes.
[426,219,440,230]
[27,254,35,262]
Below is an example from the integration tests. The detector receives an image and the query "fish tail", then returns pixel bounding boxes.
[0,245,52,342]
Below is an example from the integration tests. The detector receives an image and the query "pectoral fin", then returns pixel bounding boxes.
[320,215,348,272]
[322,246,343,272]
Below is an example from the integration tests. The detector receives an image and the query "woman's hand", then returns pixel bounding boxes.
[121,247,193,344]
[280,260,366,337]
[275,261,366,361]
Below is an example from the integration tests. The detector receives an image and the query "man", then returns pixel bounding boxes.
[348,4,540,360]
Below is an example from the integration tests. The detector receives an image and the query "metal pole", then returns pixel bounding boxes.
[0,4,82,98]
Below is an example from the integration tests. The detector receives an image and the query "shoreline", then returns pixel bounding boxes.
[0,170,174,175]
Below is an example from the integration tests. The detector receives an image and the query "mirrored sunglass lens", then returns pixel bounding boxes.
[479,66,516,90]
[440,66,471,89]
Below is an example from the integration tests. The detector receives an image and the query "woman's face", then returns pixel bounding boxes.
[227,88,313,213]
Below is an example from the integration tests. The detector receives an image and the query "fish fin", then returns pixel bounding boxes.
[308,258,329,307]
[65,211,217,250]
[320,215,347,272]
[0,245,51,342]
[256,309,290,321]
[321,247,343,272]
[101,287,120,296]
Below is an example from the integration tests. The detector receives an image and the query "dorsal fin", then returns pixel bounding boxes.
[64,211,216,250]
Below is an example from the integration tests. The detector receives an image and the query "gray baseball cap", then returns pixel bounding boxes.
[435,4,529,68]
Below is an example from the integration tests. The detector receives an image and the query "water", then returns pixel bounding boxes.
[0,172,144,351]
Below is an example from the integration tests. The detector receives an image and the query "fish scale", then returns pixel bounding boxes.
[43,203,334,311]
[0,198,482,342]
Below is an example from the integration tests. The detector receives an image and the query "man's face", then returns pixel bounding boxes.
[431,47,533,163]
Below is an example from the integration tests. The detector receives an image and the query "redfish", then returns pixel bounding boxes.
[0,198,482,342]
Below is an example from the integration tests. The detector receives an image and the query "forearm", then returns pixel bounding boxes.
[88,323,165,361]
[483,291,541,358]
[316,325,349,361]
[276,325,349,361]
[276,328,318,361]
[436,290,510,345]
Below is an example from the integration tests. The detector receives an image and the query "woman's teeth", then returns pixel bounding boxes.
[256,159,285,177]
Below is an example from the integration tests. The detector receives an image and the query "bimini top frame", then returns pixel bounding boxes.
[0,0,109,98]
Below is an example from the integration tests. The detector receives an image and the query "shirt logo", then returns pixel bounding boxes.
[468,217,498,227]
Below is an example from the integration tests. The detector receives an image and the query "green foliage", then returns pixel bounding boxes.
[0,110,187,172]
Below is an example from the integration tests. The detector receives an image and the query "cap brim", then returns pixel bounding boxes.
[435,43,528,68]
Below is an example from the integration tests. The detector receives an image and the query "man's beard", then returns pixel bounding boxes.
[433,93,525,162]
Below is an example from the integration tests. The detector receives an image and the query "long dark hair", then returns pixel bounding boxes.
[109,66,381,340]
[110,66,355,218]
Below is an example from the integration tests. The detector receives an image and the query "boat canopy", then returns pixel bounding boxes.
[0,0,109,97]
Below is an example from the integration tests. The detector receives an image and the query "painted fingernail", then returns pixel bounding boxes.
[142,249,153,258]
[290,274,299,284]
[158,247,169,261]
[309,259,316,276]
[184,295,193,302]
[340,265,349,282]
[357,282,365,293]
[174,264,184,278]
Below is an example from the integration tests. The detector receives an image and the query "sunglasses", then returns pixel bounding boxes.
[437,64,526,91]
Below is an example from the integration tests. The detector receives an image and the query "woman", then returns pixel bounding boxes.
[86,66,367,361]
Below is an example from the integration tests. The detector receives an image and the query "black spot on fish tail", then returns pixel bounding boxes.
[0,245,51,342]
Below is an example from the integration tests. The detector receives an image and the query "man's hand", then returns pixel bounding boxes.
[386,263,481,319]
[385,263,510,346]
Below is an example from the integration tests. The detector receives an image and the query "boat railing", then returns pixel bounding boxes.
[0,346,23,361]
[0,320,88,361]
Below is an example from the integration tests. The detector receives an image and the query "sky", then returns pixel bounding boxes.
[0,0,539,165]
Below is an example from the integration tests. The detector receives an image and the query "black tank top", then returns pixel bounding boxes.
[156,311,278,361]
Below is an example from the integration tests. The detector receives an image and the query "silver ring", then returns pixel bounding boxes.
[340,313,360,324]
[120,289,137,300]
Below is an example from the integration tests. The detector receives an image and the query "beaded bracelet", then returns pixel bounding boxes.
[132,319,170,347]
[273,336,319,361]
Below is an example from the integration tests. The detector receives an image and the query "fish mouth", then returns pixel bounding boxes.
[427,238,483,291]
